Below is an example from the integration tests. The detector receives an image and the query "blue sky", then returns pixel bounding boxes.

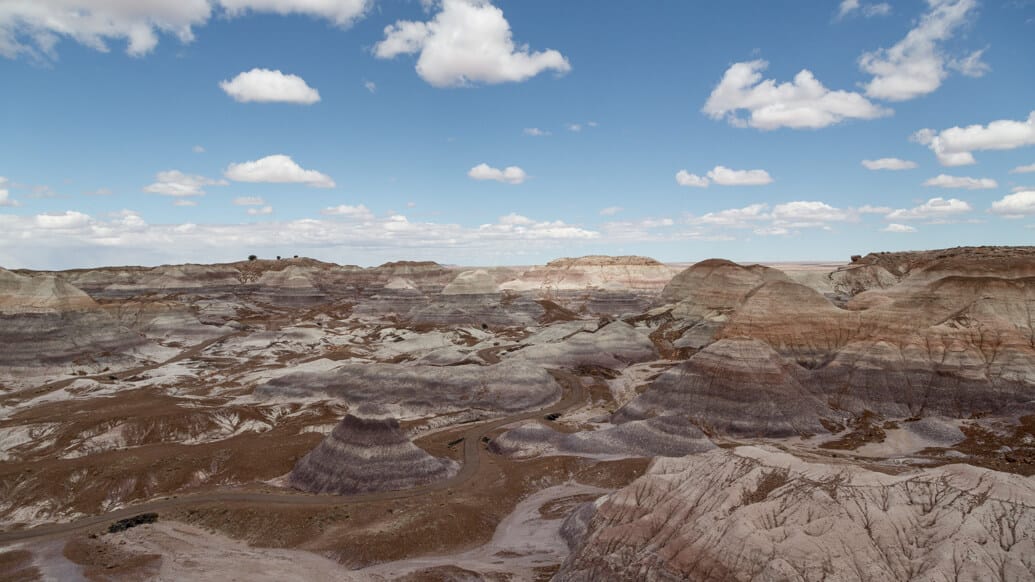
[1,0,1033,269]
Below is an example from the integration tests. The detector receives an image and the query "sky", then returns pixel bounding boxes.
[1,0,1034,269]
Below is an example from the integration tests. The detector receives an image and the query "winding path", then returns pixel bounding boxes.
[0,370,586,545]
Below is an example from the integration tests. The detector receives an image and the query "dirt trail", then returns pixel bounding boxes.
[0,370,586,545]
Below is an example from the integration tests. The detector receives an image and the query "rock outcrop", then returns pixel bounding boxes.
[289,415,458,495]
[557,446,1035,582]
[501,256,676,293]
[491,415,716,459]
[256,361,562,417]
[0,269,162,387]
[615,339,832,437]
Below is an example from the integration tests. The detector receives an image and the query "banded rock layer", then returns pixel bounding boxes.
[289,415,458,495]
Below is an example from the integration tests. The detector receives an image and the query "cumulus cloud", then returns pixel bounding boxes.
[0,1,370,60]
[0,178,19,207]
[246,205,273,216]
[599,206,623,216]
[923,174,997,190]
[702,60,890,130]
[320,204,374,220]
[708,165,773,186]
[233,196,266,206]
[523,128,550,137]
[690,203,770,227]
[34,210,92,229]
[363,80,376,93]
[467,163,527,185]
[219,68,321,104]
[989,190,1035,218]
[192,145,206,154]
[143,170,227,196]
[675,170,709,188]
[0,188,19,207]
[771,201,851,227]
[883,223,917,233]
[862,158,917,170]
[1011,163,1035,174]
[676,166,773,187]
[373,0,570,87]
[218,0,370,26]
[84,188,113,196]
[225,155,335,188]
[859,0,983,101]
[913,111,1035,166]
[0,209,603,269]
[886,197,972,220]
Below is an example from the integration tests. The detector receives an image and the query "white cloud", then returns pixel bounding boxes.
[0,0,211,59]
[498,213,534,225]
[883,223,917,233]
[599,206,623,216]
[675,170,709,188]
[989,190,1035,218]
[948,48,990,78]
[219,0,370,26]
[857,205,893,214]
[364,80,377,93]
[923,174,997,190]
[143,170,227,196]
[34,211,91,229]
[702,60,890,130]
[225,155,335,188]
[523,128,550,137]
[771,201,851,227]
[174,199,198,207]
[1010,163,1035,174]
[838,0,891,19]
[886,197,972,220]
[0,1,369,61]
[566,123,582,132]
[84,188,113,196]
[691,203,770,227]
[0,188,19,207]
[467,163,527,185]
[246,205,273,216]
[859,0,983,101]
[862,158,917,170]
[707,165,773,186]
[321,204,374,220]
[192,145,206,154]
[219,68,320,104]
[838,0,860,18]
[863,3,891,17]
[373,0,570,88]
[913,112,1035,166]
[0,210,603,269]
[233,196,266,206]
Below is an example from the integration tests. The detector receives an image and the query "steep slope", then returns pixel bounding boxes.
[557,446,1035,582]
[289,415,458,495]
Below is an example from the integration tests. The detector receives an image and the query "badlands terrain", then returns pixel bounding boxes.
[0,248,1033,581]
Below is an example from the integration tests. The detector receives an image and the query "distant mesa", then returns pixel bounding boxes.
[288,415,458,495]
[441,269,499,295]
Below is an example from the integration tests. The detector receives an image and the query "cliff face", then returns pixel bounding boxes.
[289,415,458,495]
[643,248,1035,436]
[0,269,161,386]
[557,446,1035,582]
